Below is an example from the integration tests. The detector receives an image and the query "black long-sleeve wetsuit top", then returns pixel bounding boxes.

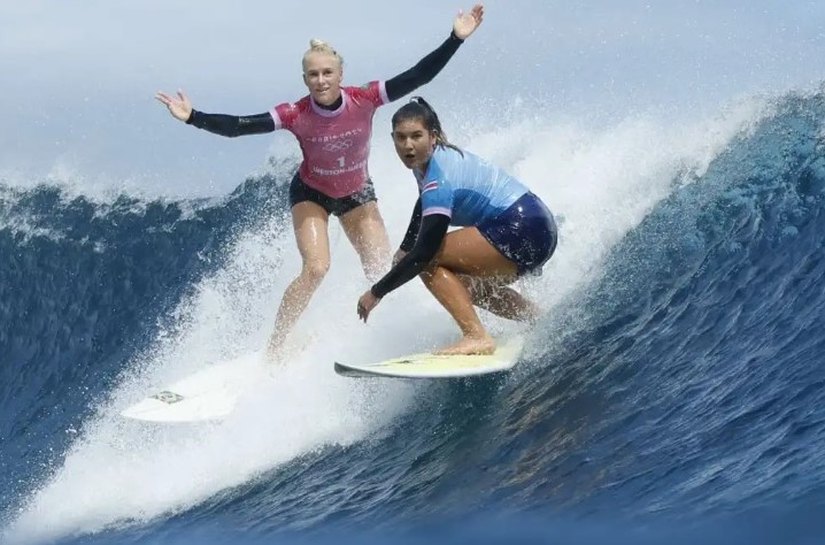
[370,196,451,299]
[185,32,465,136]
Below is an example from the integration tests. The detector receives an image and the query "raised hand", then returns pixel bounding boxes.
[155,89,193,122]
[453,4,484,40]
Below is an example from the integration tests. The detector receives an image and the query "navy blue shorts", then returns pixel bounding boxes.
[289,173,377,217]
[477,192,558,276]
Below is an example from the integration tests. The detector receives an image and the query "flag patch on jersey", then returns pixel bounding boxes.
[421,181,439,193]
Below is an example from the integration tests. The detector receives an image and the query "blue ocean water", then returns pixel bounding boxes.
[1,90,825,544]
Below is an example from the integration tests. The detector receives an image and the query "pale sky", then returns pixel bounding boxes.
[1,1,824,195]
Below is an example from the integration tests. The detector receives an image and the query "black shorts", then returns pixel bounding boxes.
[288,173,377,217]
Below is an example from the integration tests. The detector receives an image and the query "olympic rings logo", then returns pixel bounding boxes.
[322,139,354,152]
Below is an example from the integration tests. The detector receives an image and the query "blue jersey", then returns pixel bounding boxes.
[416,146,528,226]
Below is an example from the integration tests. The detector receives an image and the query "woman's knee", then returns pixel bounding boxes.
[418,264,461,291]
[301,259,330,283]
[417,262,440,285]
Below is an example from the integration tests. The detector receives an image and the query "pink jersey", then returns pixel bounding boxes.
[270,81,390,198]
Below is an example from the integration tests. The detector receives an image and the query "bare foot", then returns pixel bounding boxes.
[435,335,496,356]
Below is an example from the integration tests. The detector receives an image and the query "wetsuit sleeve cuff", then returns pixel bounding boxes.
[449,30,464,43]
[185,110,197,125]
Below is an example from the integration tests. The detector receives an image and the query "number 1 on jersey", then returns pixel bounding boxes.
[337,156,345,168]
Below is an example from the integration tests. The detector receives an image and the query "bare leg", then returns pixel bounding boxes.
[420,265,495,355]
[338,201,391,281]
[419,227,521,355]
[463,277,541,322]
[267,202,330,361]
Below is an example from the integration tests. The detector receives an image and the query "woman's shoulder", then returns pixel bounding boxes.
[273,94,312,114]
[433,145,472,167]
[343,81,385,107]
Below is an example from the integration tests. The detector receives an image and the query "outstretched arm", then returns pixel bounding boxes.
[186,110,274,138]
[384,4,484,102]
[155,90,275,138]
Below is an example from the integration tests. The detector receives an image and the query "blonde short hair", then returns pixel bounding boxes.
[302,39,344,72]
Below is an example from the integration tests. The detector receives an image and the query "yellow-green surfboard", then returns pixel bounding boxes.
[334,336,524,379]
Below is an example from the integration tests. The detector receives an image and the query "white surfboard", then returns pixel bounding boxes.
[334,336,524,379]
[121,353,265,423]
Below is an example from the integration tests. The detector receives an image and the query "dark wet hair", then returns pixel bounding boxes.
[391,97,463,155]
